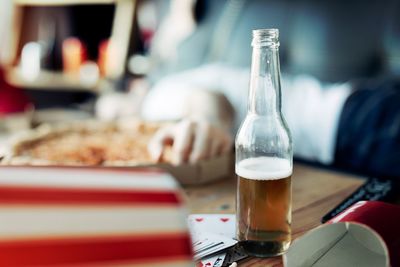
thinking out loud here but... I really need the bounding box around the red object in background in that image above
[328,201,400,267]
[140,29,154,50]
[0,68,32,116]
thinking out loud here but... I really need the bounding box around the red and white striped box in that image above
[0,166,194,267]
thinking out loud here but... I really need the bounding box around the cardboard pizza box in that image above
[0,153,233,186]
[133,153,232,185]
[0,120,233,185]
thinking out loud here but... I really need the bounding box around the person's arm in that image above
[143,63,350,166]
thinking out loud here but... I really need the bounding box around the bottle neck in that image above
[248,44,282,116]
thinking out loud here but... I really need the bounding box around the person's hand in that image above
[146,88,235,164]
[148,118,232,165]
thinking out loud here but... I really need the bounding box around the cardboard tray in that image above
[0,154,233,186]
[0,120,233,185]
[131,153,232,185]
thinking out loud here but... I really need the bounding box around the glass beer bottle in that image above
[235,29,293,257]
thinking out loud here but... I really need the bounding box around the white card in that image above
[188,214,237,260]
[188,214,236,239]
[193,233,236,260]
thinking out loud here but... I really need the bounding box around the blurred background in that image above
[0,0,400,176]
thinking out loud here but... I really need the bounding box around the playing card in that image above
[192,233,237,260]
[188,214,236,239]
[188,214,237,260]
[222,245,248,266]
[197,252,226,267]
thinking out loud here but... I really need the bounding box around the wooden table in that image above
[184,163,365,266]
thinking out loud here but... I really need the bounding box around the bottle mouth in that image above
[252,28,280,48]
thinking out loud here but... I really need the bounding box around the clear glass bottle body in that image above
[235,29,293,257]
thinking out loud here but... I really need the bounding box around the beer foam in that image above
[236,157,292,180]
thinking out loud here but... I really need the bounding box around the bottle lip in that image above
[252,28,280,48]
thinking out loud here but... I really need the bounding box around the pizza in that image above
[1,119,172,166]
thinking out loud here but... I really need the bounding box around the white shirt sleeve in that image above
[281,75,352,164]
[141,64,352,164]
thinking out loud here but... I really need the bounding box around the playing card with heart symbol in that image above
[188,214,237,265]
[188,214,236,239]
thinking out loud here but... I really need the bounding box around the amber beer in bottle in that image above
[235,29,293,257]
